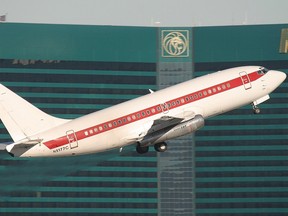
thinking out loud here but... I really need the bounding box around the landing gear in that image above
[136,142,168,154]
[154,142,167,152]
[136,144,149,154]
[252,104,261,114]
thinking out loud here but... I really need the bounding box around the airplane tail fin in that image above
[0,84,70,142]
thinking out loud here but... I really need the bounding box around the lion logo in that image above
[162,30,189,57]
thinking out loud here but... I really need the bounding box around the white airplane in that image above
[0,66,286,157]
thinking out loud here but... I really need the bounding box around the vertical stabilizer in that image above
[0,84,70,142]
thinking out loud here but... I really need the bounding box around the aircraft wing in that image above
[123,115,184,142]
[148,115,184,133]
[123,110,197,142]
[147,108,198,134]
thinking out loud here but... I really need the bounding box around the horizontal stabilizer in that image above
[5,138,42,157]
[6,138,42,152]
[13,138,43,145]
[6,143,37,152]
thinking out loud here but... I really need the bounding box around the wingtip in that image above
[0,143,9,151]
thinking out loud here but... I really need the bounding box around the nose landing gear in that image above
[252,104,261,114]
[252,95,270,114]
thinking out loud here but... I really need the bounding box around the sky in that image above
[0,0,288,27]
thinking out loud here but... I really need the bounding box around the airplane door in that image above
[239,71,252,90]
[66,130,78,149]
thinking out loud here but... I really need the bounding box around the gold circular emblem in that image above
[163,32,188,56]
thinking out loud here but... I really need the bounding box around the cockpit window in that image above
[258,67,269,75]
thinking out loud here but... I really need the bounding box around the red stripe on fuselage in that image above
[44,71,262,149]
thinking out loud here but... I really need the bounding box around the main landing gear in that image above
[136,142,168,154]
[136,144,149,154]
[154,142,167,152]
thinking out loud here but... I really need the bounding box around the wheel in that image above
[154,142,167,152]
[252,104,261,115]
[136,145,149,154]
[253,107,261,114]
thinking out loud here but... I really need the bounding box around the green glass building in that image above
[0,23,287,216]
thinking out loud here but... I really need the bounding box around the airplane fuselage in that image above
[6,66,286,157]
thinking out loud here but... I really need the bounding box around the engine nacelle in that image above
[139,115,204,146]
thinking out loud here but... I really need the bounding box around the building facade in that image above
[0,23,287,216]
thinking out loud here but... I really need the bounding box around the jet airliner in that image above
[0,66,286,157]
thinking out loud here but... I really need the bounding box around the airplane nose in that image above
[279,71,287,83]
[269,70,286,86]
[276,70,286,84]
